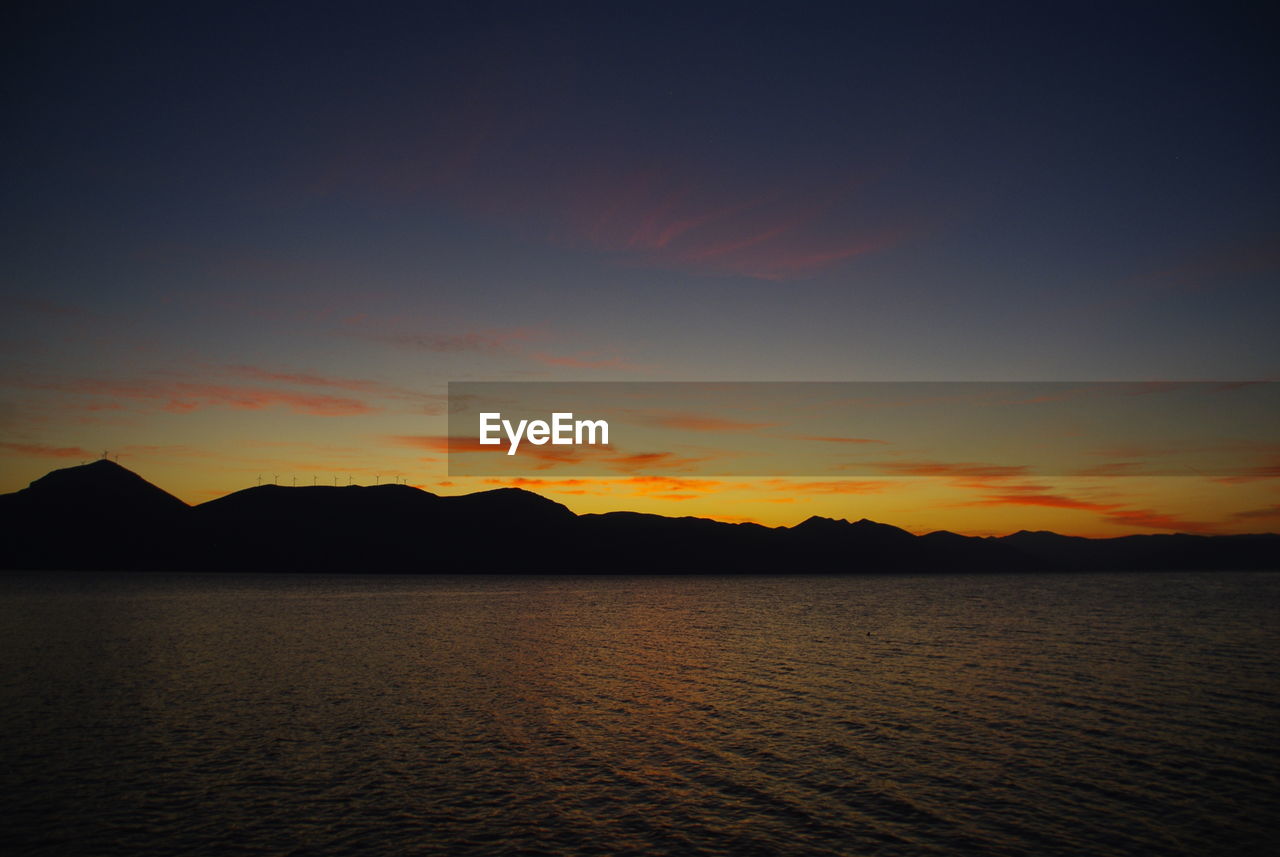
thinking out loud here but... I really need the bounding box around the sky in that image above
[2,2,1277,536]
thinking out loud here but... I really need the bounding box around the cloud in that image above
[316,100,913,281]
[527,352,640,370]
[619,475,724,492]
[482,477,598,489]
[1071,462,1158,477]
[0,296,91,318]
[26,377,377,417]
[1231,505,1280,521]
[1213,462,1280,483]
[639,411,776,432]
[368,324,638,373]
[770,479,894,494]
[0,441,95,459]
[958,483,1218,534]
[1132,232,1280,294]
[963,491,1117,512]
[226,365,410,395]
[389,435,489,453]
[602,451,710,473]
[408,431,716,474]
[871,460,1032,478]
[1100,509,1216,533]
[378,328,540,354]
[797,435,888,444]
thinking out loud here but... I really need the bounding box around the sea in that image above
[1,571,1276,856]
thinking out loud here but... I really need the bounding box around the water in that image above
[1,572,1277,856]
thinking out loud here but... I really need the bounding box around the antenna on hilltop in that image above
[375,474,380,485]
[273,474,278,485]
[257,474,262,486]
[292,476,296,487]
[313,475,317,486]
[347,475,352,485]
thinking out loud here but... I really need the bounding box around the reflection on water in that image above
[1,572,1277,856]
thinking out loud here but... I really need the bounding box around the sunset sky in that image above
[3,3,1277,537]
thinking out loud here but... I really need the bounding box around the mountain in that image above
[189,483,575,572]
[1,460,188,569]
[1,461,1277,573]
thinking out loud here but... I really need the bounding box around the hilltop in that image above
[2,461,1276,573]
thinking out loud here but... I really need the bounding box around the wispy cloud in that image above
[957,482,1217,533]
[1231,505,1280,522]
[768,479,894,495]
[638,411,777,432]
[226,365,402,394]
[871,460,1032,479]
[378,328,540,354]
[797,435,888,444]
[0,441,95,459]
[364,323,641,373]
[25,377,377,417]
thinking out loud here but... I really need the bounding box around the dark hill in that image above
[1,460,188,569]
[8,458,187,514]
[2,462,1276,573]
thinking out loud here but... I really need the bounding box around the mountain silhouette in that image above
[2,461,1276,573]
[1,460,188,569]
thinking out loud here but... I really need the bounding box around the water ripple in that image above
[1,571,1277,856]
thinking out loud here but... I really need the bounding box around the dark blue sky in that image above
[1,1,1276,522]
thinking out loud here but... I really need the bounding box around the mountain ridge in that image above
[2,461,1276,573]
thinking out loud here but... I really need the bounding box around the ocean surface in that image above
[1,571,1277,856]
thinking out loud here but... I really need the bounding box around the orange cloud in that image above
[964,491,1117,512]
[797,435,888,444]
[1213,462,1280,483]
[873,461,1032,478]
[640,412,776,432]
[0,442,95,459]
[225,366,430,403]
[959,483,1218,534]
[619,475,723,490]
[482,477,598,489]
[31,378,376,416]
[772,479,894,494]
[1101,509,1216,533]
[1232,505,1280,521]
[603,451,709,473]
[389,435,493,453]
